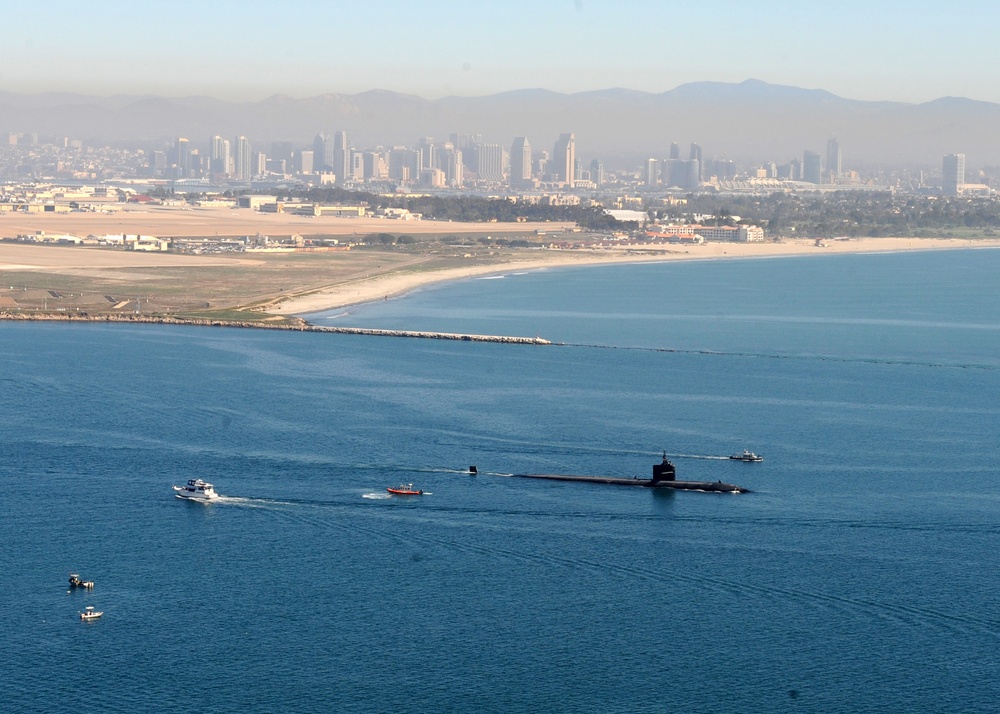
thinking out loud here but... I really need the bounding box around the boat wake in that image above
[666,453,731,461]
[361,493,391,500]
[211,495,301,508]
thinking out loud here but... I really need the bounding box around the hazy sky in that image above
[3,0,998,103]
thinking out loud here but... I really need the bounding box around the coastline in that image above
[272,237,1000,316]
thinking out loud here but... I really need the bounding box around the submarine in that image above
[512,453,749,493]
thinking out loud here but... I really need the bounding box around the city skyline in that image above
[2,1,1000,105]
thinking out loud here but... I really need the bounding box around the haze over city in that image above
[3,0,999,105]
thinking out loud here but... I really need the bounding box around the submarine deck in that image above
[512,473,749,493]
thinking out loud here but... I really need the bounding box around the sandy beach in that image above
[3,235,998,320]
[272,237,1000,315]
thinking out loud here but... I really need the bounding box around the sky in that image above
[2,0,998,104]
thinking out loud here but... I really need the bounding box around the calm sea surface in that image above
[3,249,1000,712]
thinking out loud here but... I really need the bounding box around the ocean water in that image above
[3,249,1000,712]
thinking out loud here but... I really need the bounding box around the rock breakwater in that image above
[0,312,552,345]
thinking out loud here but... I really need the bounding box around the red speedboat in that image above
[386,483,423,495]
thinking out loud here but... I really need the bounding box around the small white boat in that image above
[80,606,103,621]
[172,478,219,501]
[730,450,764,463]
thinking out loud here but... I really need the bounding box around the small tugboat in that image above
[80,606,103,622]
[68,573,94,589]
[172,478,219,501]
[730,450,764,463]
[386,483,424,495]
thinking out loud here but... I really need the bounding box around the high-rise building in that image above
[685,159,701,190]
[388,147,419,182]
[803,150,823,184]
[313,132,334,171]
[210,134,229,176]
[234,136,252,181]
[553,133,575,187]
[441,147,464,187]
[510,137,532,188]
[475,143,505,183]
[663,159,684,188]
[688,143,703,182]
[535,150,548,177]
[417,137,436,170]
[590,159,604,188]
[942,154,965,195]
[644,158,658,186]
[332,131,349,184]
[175,137,190,177]
[362,151,386,180]
[669,142,680,161]
[297,149,314,174]
[826,138,842,179]
[151,150,167,176]
[450,133,482,152]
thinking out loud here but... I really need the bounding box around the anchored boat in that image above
[68,573,94,589]
[80,606,103,622]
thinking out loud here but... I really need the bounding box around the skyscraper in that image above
[332,131,349,184]
[441,147,464,187]
[644,158,658,186]
[510,137,532,188]
[175,137,190,177]
[234,136,252,181]
[826,138,842,179]
[669,142,680,160]
[553,133,575,187]
[297,150,314,174]
[313,132,333,171]
[689,143,702,182]
[210,134,228,176]
[388,147,419,182]
[475,143,505,182]
[417,137,436,170]
[590,159,604,188]
[803,150,823,184]
[942,154,965,195]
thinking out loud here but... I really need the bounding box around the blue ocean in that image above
[3,249,1000,712]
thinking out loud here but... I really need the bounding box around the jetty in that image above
[514,454,749,493]
[0,312,550,345]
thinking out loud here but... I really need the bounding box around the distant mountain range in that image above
[1,79,998,167]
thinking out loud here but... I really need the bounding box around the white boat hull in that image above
[172,480,219,501]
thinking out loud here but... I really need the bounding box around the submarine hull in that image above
[512,473,749,493]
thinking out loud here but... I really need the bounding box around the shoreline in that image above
[272,237,1000,316]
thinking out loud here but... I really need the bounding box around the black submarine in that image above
[512,453,749,493]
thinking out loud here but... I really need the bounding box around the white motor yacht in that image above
[172,478,219,501]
